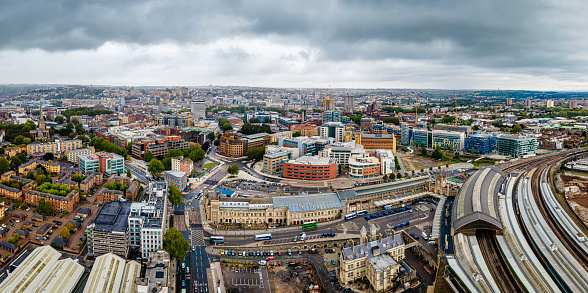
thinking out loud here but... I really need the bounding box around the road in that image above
[125,163,149,183]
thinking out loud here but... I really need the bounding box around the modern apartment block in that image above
[128,181,168,258]
[496,135,538,158]
[79,152,125,176]
[432,130,465,150]
[282,156,337,180]
[322,109,342,124]
[263,149,291,175]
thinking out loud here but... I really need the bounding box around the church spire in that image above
[38,99,46,130]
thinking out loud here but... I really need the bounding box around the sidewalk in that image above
[210,262,226,293]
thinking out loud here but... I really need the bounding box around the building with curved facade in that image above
[282,156,337,180]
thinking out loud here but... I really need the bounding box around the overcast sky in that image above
[1,0,588,90]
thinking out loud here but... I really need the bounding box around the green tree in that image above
[163,227,190,261]
[78,135,90,143]
[14,135,25,145]
[383,117,400,125]
[432,148,447,160]
[429,166,433,171]
[191,148,205,162]
[54,116,65,124]
[227,164,239,175]
[148,159,165,177]
[389,173,396,180]
[292,131,302,137]
[37,198,54,216]
[0,158,9,174]
[441,115,455,124]
[168,185,183,206]
[473,125,480,131]
[383,174,389,181]
[162,157,172,170]
[207,132,216,141]
[143,152,154,162]
[23,138,32,144]
[59,223,74,239]
[166,149,184,159]
[214,140,220,146]
[420,146,427,157]
[126,168,132,178]
[512,124,522,133]
[8,234,20,244]
[420,168,424,172]
[245,146,265,161]
[26,171,35,180]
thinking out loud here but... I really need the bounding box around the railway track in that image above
[476,229,525,293]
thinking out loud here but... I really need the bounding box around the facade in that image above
[322,109,342,124]
[356,134,396,152]
[412,129,431,148]
[86,201,132,257]
[206,191,346,226]
[0,184,22,200]
[400,122,412,146]
[290,125,319,137]
[270,131,293,143]
[339,232,405,288]
[79,152,125,176]
[349,154,381,179]
[66,147,93,164]
[496,135,538,158]
[128,181,168,258]
[219,133,246,157]
[282,156,337,180]
[344,95,355,114]
[263,149,291,175]
[26,139,82,156]
[191,100,207,120]
[158,113,193,128]
[19,160,61,175]
[432,130,465,150]
[96,188,123,204]
[25,189,79,212]
[163,171,187,191]
[433,123,472,134]
[171,156,193,174]
[464,134,497,154]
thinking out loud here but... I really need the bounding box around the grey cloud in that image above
[1,0,588,83]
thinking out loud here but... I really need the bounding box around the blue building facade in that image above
[464,134,496,154]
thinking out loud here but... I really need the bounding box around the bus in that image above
[255,234,272,241]
[356,210,368,216]
[344,213,357,220]
[302,221,317,230]
[210,236,224,243]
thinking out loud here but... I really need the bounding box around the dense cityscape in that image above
[0,85,586,293]
[3,0,588,292]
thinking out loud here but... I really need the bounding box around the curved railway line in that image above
[450,149,588,293]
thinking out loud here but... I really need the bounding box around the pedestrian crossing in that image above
[191,229,205,246]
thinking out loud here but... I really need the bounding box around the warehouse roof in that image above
[120,261,141,293]
[83,253,126,293]
[32,258,84,293]
[0,246,61,293]
[452,167,504,233]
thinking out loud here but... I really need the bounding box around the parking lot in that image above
[223,266,270,293]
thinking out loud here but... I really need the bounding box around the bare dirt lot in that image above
[270,263,321,293]
[558,174,588,224]
[401,155,445,171]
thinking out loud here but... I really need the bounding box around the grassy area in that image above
[203,162,216,169]
[472,158,498,167]
[434,258,452,292]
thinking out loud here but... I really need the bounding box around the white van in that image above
[422,232,428,241]
[258,260,267,266]
[300,233,306,241]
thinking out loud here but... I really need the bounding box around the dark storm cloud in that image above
[1,0,587,74]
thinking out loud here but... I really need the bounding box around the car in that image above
[365,215,371,220]
[221,250,225,255]
[278,251,282,256]
[9,219,13,223]
[56,221,62,225]
[331,259,336,265]
[181,280,185,288]
[288,249,292,256]
[10,223,14,227]
[41,236,47,240]
[35,237,39,241]
[80,238,85,241]
[266,256,274,261]
[52,220,57,223]
[33,224,38,227]
[1,224,5,228]
[15,220,19,223]
[298,250,302,255]
[293,236,297,242]
[270,251,273,256]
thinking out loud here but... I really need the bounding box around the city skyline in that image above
[2,1,588,90]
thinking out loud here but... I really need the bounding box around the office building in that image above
[164,171,187,191]
[400,122,412,146]
[546,100,554,108]
[129,181,168,258]
[78,152,125,176]
[356,134,396,152]
[570,100,579,109]
[412,129,431,148]
[219,133,271,157]
[280,136,318,157]
[322,109,342,124]
[263,149,291,175]
[464,134,496,154]
[158,113,193,128]
[349,154,381,179]
[496,135,538,158]
[506,98,513,106]
[191,100,207,120]
[433,124,472,135]
[431,130,465,150]
[282,156,337,180]
[344,95,355,114]
[86,201,131,258]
